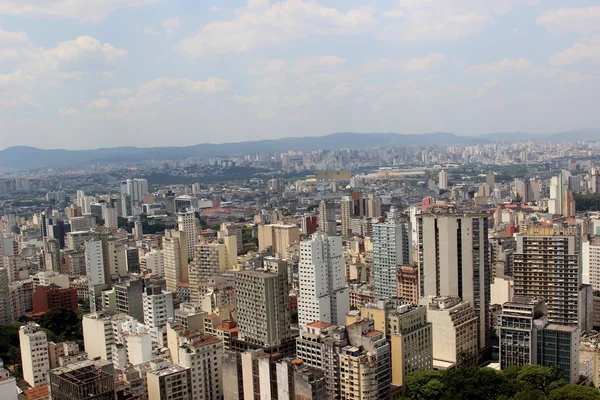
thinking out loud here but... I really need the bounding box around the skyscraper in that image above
[163,229,188,293]
[177,211,197,261]
[318,200,336,237]
[19,323,50,387]
[372,220,412,301]
[418,212,490,350]
[514,226,581,327]
[340,196,353,238]
[236,262,291,347]
[438,170,448,190]
[298,234,349,327]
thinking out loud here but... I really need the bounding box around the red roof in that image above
[306,321,332,329]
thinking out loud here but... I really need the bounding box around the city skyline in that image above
[1,0,600,149]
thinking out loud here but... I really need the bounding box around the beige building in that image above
[339,346,378,400]
[163,229,188,293]
[147,364,192,400]
[388,304,433,387]
[419,296,478,369]
[189,237,237,303]
[178,211,198,261]
[19,323,49,387]
[318,200,337,237]
[258,224,300,259]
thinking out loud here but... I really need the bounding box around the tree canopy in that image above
[405,365,600,400]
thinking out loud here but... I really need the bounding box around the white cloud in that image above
[173,0,375,58]
[99,88,133,97]
[58,107,81,117]
[379,0,538,41]
[209,6,225,12]
[0,69,35,87]
[465,58,534,75]
[163,17,181,36]
[549,43,600,66]
[292,55,345,73]
[361,54,446,74]
[143,26,157,35]
[233,93,309,108]
[87,98,111,110]
[537,7,600,34]
[0,0,163,21]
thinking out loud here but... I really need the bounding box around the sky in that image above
[0,0,599,150]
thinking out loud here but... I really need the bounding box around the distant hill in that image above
[0,130,598,170]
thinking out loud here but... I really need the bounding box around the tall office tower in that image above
[514,226,582,327]
[147,365,191,400]
[548,174,564,215]
[418,212,490,350]
[438,169,448,190]
[176,333,224,400]
[318,200,337,236]
[486,172,496,192]
[340,196,353,238]
[365,193,381,218]
[189,238,237,303]
[373,220,412,301]
[4,254,26,283]
[49,362,115,400]
[514,178,532,202]
[177,211,197,261]
[219,222,243,254]
[105,240,127,279]
[537,324,580,383]
[296,323,348,399]
[19,323,50,387]
[143,287,174,343]
[114,279,144,323]
[569,175,581,194]
[84,238,106,313]
[257,223,300,259]
[499,297,548,370]
[420,296,479,368]
[563,189,576,217]
[583,238,600,291]
[397,265,419,304]
[104,208,118,229]
[298,234,349,328]
[388,304,433,388]
[236,263,291,347]
[120,178,149,204]
[163,229,188,293]
[591,169,600,194]
[133,220,143,241]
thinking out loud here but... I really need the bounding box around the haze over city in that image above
[1,0,600,149]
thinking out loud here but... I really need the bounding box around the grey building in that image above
[418,212,491,350]
[114,278,144,323]
[49,362,115,400]
[372,220,411,301]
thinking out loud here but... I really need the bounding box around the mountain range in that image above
[1,129,599,171]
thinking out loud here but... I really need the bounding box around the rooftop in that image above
[148,364,189,377]
[306,321,332,329]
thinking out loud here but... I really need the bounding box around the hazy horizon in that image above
[1,1,599,150]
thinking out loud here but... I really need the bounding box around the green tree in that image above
[405,370,445,400]
[516,365,564,394]
[548,384,600,400]
[37,306,82,342]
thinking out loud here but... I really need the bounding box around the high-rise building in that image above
[298,234,349,327]
[0,268,10,324]
[365,193,381,219]
[236,263,291,347]
[340,196,353,238]
[114,278,144,323]
[418,212,490,350]
[104,208,118,229]
[296,322,348,399]
[19,323,50,387]
[514,226,582,328]
[420,296,479,368]
[143,287,174,343]
[583,238,600,291]
[163,229,188,293]
[499,297,548,370]
[140,248,164,276]
[177,211,197,261]
[176,332,223,400]
[120,179,148,204]
[318,200,336,237]
[147,364,191,400]
[548,174,565,215]
[219,222,243,254]
[133,220,143,241]
[563,189,576,217]
[388,304,433,388]
[49,362,115,400]
[372,221,411,301]
[82,311,121,362]
[257,224,300,259]
[438,170,448,190]
[32,284,77,314]
[397,265,419,304]
[537,324,580,383]
[486,172,496,192]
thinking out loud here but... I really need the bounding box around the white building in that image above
[82,312,116,362]
[133,220,143,241]
[104,208,119,229]
[0,359,17,400]
[583,240,600,291]
[19,323,50,387]
[141,248,164,277]
[177,211,197,261]
[372,221,411,300]
[439,169,448,190]
[85,239,105,286]
[121,179,148,203]
[298,234,349,328]
[143,287,174,344]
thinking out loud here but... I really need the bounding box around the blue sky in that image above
[0,0,599,149]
